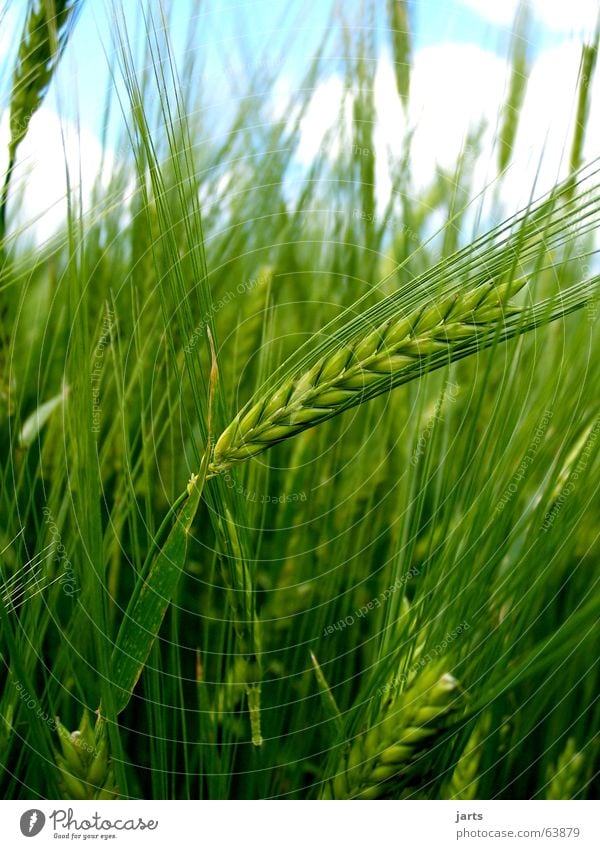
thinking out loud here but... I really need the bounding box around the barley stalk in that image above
[0,0,81,237]
[217,506,263,746]
[210,277,526,473]
[321,664,463,799]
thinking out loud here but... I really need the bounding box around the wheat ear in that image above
[210,278,526,473]
[54,712,118,800]
[545,738,589,799]
[321,664,462,799]
[0,0,81,236]
[387,0,411,108]
[446,713,491,799]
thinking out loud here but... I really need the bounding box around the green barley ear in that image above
[210,278,529,474]
[568,36,599,196]
[498,1,529,173]
[387,0,411,109]
[446,713,491,799]
[322,664,463,799]
[352,17,377,233]
[0,0,82,237]
[310,651,343,732]
[231,266,273,382]
[54,712,118,800]
[547,418,598,503]
[0,705,14,761]
[545,738,589,799]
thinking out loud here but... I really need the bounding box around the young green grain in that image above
[545,738,589,800]
[446,713,490,799]
[569,38,599,188]
[210,277,527,473]
[387,0,411,109]
[0,0,82,237]
[498,1,529,173]
[310,650,343,732]
[54,712,118,800]
[321,664,463,799]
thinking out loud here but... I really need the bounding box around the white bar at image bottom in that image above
[0,799,597,848]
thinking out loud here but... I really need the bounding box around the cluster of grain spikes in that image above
[210,277,526,473]
[54,711,118,800]
[320,663,464,799]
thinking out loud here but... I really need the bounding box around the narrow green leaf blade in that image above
[110,471,206,714]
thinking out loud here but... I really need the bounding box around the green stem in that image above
[0,152,15,242]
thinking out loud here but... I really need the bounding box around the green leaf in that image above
[19,385,69,447]
[109,468,207,715]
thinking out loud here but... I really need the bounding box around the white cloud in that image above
[294,43,508,206]
[2,32,597,247]
[400,44,507,183]
[535,0,598,35]
[459,0,598,37]
[288,75,349,165]
[500,39,600,205]
[294,37,599,217]
[0,107,113,244]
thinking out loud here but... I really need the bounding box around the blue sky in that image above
[0,1,597,241]
[3,0,591,138]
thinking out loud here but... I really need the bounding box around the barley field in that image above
[0,0,599,802]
